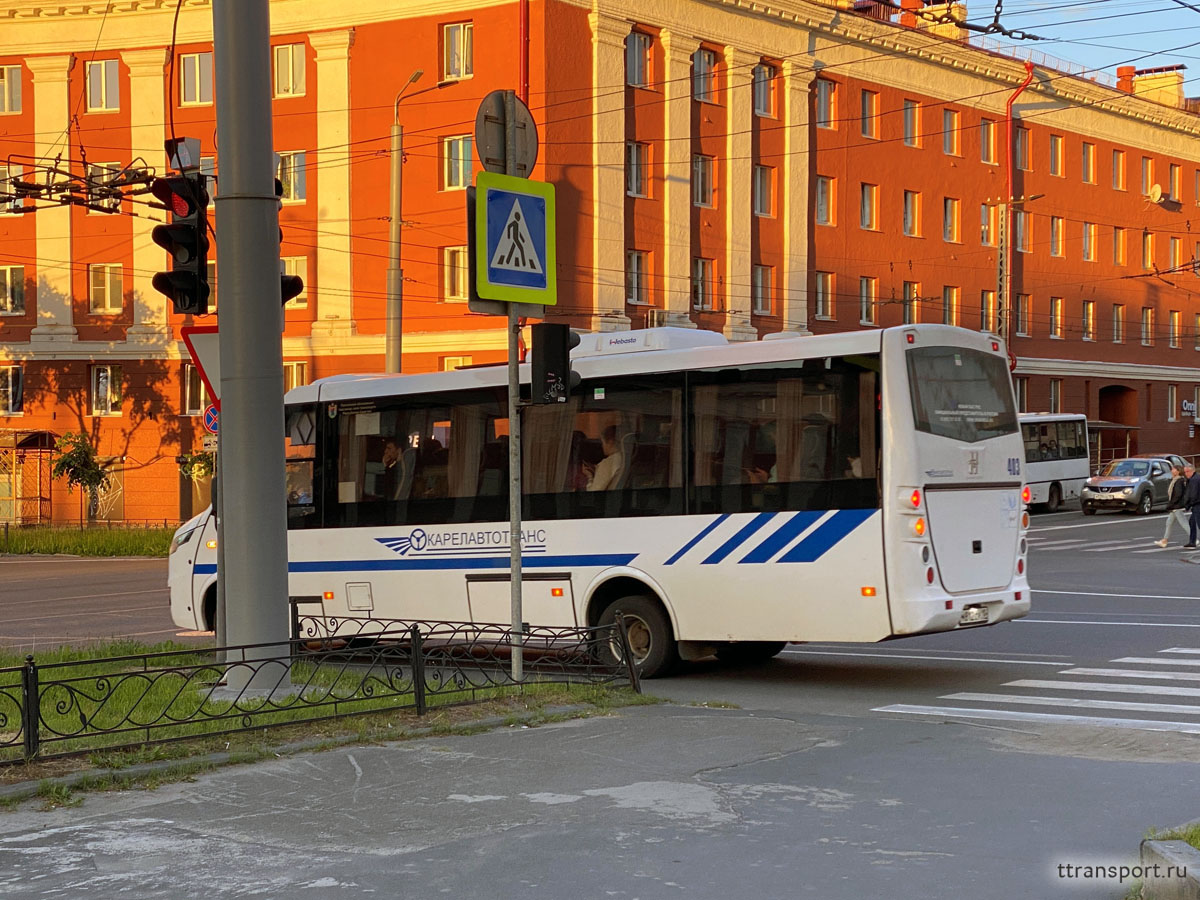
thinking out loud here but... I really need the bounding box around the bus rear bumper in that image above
[893,587,1031,636]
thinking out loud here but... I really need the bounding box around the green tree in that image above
[51,432,111,513]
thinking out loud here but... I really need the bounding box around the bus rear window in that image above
[906,346,1017,444]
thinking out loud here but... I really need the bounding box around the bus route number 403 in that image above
[1007,457,1021,477]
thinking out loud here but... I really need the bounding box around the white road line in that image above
[1082,542,1160,552]
[1026,539,1088,547]
[1017,619,1200,628]
[0,605,167,626]
[1062,667,1200,682]
[775,649,1063,666]
[1031,589,1200,601]
[0,587,167,606]
[1131,548,1174,554]
[1110,657,1200,667]
[875,703,1200,734]
[1029,516,1165,533]
[943,691,1200,717]
[1008,679,1200,698]
[1162,648,1200,654]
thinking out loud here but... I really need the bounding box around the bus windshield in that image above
[906,346,1017,444]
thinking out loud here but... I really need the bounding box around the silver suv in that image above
[1081,457,1174,515]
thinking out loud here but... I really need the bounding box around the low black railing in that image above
[0,616,640,764]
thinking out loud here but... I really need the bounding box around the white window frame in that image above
[980,119,996,164]
[1112,149,1126,190]
[1143,232,1155,270]
[903,190,920,237]
[0,65,21,114]
[942,109,960,156]
[1142,307,1155,346]
[442,22,474,81]
[1142,157,1154,196]
[815,175,833,226]
[442,136,472,191]
[860,183,877,230]
[692,155,714,208]
[752,265,773,316]
[860,90,878,139]
[626,141,648,198]
[626,250,648,305]
[1050,216,1063,257]
[942,197,959,243]
[902,99,920,147]
[277,151,307,202]
[981,290,996,333]
[1083,300,1095,341]
[1082,143,1095,184]
[1171,237,1183,270]
[1113,304,1125,343]
[752,64,774,117]
[0,265,24,314]
[1114,227,1126,266]
[86,59,119,111]
[87,162,122,214]
[753,165,773,217]
[0,365,22,416]
[1049,134,1063,177]
[1171,310,1182,348]
[1015,377,1029,414]
[815,272,834,320]
[1014,126,1030,171]
[90,364,122,417]
[1049,379,1062,415]
[860,276,877,325]
[693,49,716,102]
[691,257,714,311]
[1,164,24,215]
[981,203,995,245]
[1014,210,1031,252]
[1169,384,1178,422]
[1083,222,1096,262]
[1015,293,1030,337]
[183,364,210,416]
[903,281,920,325]
[273,43,306,97]
[443,246,468,302]
[1171,164,1181,201]
[941,285,957,327]
[180,52,213,106]
[626,32,650,88]
[1049,296,1063,339]
[815,79,835,129]
[441,356,473,372]
[283,361,308,392]
[281,256,307,307]
[88,263,123,314]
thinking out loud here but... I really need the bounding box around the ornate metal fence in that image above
[0,616,639,765]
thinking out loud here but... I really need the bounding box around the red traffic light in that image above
[151,176,207,217]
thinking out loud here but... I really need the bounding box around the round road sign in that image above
[202,404,219,434]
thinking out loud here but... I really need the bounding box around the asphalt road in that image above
[2,510,1200,899]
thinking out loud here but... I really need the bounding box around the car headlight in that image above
[1121,487,1133,495]
[170,524,199,556]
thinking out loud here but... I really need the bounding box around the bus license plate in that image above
[959,606,988,626]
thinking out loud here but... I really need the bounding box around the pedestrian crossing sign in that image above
[475,171,556,305]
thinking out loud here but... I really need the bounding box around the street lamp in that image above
[995,192,1043,342]
[386,69,424,374]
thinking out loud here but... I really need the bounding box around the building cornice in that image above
[1015,356,1200,382]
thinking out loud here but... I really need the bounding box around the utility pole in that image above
[212,0,290,690]
[386,70,424,374]
[504,91,524,683]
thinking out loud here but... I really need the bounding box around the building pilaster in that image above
[660,31,696,329]
[781,60,812,335]
[723,47,757,342]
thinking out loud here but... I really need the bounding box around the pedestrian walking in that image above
[1155,464,1188,547]
[1183,463,1200,549]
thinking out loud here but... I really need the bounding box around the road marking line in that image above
[1162,648,1200,654]
[1006,679,1200,698]
[1110,657,1200,667]
[943,691,1200,716]
[1029,516,1166,533]
[1082,542,1159,552]
[1031,589,1200,601]
[777,649,1063,666]
[1,588,167,605]
[1027,539,1088,548]
[1017,619,1200,628]
[1062,667,1200,682]
[1131,548,1175,554]
[874,703,1200,734]
[0,605,166,625]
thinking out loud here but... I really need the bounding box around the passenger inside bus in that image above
[583,425,625,491]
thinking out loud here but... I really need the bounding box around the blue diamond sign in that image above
[474,171,556,306]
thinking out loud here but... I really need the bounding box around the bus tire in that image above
[1045,484,1062,513]
[714,641,787,665]
[202,586,217,633]
[598,595,678,679]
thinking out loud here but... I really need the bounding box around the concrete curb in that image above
[0,702,602,804]
[1140,838,1200,899]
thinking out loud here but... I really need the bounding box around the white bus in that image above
[1019,413,1090,513]
[169,324,1031,677]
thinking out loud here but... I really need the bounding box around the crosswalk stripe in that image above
[1007,679,1200,697]
[1027,539,1087,548]
[1062,667,1200,681]
[1131,548,1173,554]
[873,703,1200,735]
[942,692,1200,717]
[1162,648,1200,654]
[1110,657,1200,667]
[1082,542,1157,552]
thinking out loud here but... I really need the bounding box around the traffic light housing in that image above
[151,174,209,315]
[531,323,581,404]
[276,177,304,306]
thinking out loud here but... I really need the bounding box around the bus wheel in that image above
[598,595,678,679]
[1045,484,1062,513]
[715,641,787,665]
[202,587,217,633]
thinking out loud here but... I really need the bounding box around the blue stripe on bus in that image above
[195,564,217,575]
[664,514,729,565]
[778,509,876,563]
[738,510,824,564]
[701,512,775,565]
[288,553,637,573]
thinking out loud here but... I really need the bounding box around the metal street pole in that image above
[505,90,524,682]
[385,119,404,373]
[212,0,290,691]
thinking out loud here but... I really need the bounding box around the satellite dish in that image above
[1148,183,1163,204]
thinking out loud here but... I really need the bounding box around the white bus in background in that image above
[169,325,1031,678]
[1019,413,1090,513]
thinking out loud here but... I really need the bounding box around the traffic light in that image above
[151,174,209,315]
[531,323,581,404]
[276,177,304,306]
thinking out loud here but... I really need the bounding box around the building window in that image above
[815,175,834,225]
[442,23,473,80]
[183,364,209,416]
[816,79,835,128]
[693,49,717,102]
[1113,304,1125,343]
[0,66,20,114]
[88,263,122,314]
[626,250,648,305]
[0,366,22,416]
[753,166,774,217]
[693,155,714,207]
[980,119,996,164]
[1049,379,1062,414]
[282,361,308,392]
[752,265,773,315]
[1014,126,1030,170]
[1083,300,1095,341]
[691,258,714,310]
[281,256,307,307]
[942,197,960,243]
[903,281,920,325]
[91,365,122,417]
[1169,384,1178,421]
[1083,222,1096,262]
[442,136,471,191]
[941,285,958,326]
[860,183,877,230]
[1082,142,1095,184]
[1171,310,1182,348]
[815,272,834,319]
[1014,293,1030,337]
[1049,134,1063,176]
[752,64,774,116]
[441,246,468,302]
[277,151,307,201]
[626,32,651,87]
[440,356,473,372]
[860,90,878,138]
[1142,156,1154,196]
[1142,307,1155,346]
[1050,216,1064,257]
[86,163,122,214]
[180,52,213,105]
[860,276,877,325]
[903,99,920,147]
[903,190,920,237]
[943,109,960,156]
[1014,210,1030,252]
[1195,314,1200,350]
[206,259,217,310]
[1015,377,1028,413]
[1049,296,1063,338]
[980,203,996,245]
[1113,149,1126,190]
[0,265,24,314]
[1114,227,1127,266]
[0,164,23,215]
[626,141,648,197]
[980,289,996,333]
[273,43,305,97]
[1142,232,1154,270]
[86,59,119,111]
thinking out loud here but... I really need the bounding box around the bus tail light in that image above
[905,333,915,344]
[551,587,564,597]
[1015,590,1022,601]
[991,341,1000,351]
[1022,486,1031,504]
[910,489,921,508]
[914,517,926,537]
[861,586,876,597]
[1021,511,1029,529]
[926,567,935,584]
[323,591,335,600]
[1017,558,1024,575]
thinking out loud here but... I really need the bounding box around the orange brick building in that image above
[0,0,1198,522]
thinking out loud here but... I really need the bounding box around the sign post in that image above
[471,91,556,681]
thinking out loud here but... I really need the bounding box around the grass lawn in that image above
[0,526,174,557]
